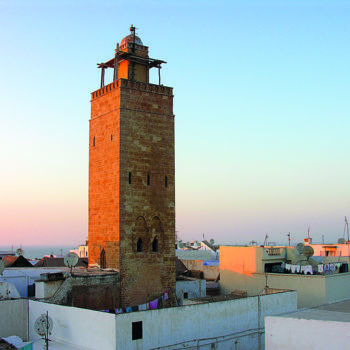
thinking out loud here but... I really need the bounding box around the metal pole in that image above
[114,44,119,82]
[158,67,161,85]
[46,311,49,350]
[258,295,261,350]
[131,25,135,80]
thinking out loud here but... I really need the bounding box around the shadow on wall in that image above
[220,269,267,297]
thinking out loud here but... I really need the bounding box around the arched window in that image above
[151,217,163,252]
[100,248,106,268]
[134,216,148,253]
[152,237,158,252]
[137,238,143,253]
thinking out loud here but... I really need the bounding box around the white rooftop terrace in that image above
[265,299,350,350]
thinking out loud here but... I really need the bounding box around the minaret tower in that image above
[88,26,176,307]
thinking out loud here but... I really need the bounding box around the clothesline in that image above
[101,291,169,314]
[282,262,343,275]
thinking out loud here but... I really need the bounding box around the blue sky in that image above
[1,0,350,246]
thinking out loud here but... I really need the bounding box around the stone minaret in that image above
[88,26,176,307]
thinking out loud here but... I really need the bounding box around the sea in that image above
[0,245,76,259]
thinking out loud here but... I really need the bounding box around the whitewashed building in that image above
[1,290,297,350]
[265,298,350,350]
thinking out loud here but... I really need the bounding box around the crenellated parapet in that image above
[91,78,173,100]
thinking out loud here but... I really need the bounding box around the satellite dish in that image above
[338,238,346,244]
[64,252,79,270]
[0,260,5,275]
[34,313,53,337]
[34,313,53,349]
[15,248,24,257]
[302,245,314,259]
[296,243,304,254]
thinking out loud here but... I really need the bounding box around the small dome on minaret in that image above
[120,34,143,47]
[119,25,143,50]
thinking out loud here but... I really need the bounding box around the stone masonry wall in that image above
[89,82,121,269]
[118,79,176,307]
[89,78,176,307]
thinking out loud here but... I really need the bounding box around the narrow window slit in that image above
[152,237,158,252]
[137,238,143,252]
[129,172,132,184]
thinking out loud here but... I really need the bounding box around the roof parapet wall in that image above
[91,78,173,100]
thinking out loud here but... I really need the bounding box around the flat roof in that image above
[277,299,350,323]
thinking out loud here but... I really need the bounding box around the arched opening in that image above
[152,237,158,252]
[134,216,148,252]
[137,238,143,253]
[151,217,163,252]
[100,248,106,268]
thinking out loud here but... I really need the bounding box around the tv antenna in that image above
[287,232,291,246]
[34,311,53,350]
[307,225,311,239]
[64,252,79,274]
[263,234,269,246]
[344,216,349,241]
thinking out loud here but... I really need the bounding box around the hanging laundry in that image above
[164,292,169,300]
[291,265,297,273]
[296,265,301,273]
[300,266,305,274]
[138,304,147,311]
[131,306,138,312]
[115,309,123,314]
[150,299,158,309]
[126,307,132,313]
[304,265,313,275]
[330,264,335,272]
[318,265,324,273]
[285,264,291,271]
[159,296,164,309]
